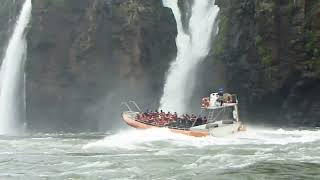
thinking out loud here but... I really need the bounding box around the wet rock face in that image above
[26,0,176,132]
[213,0,320,127]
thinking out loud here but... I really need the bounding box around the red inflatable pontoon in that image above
[122,111,209,137]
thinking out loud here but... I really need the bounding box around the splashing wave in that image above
[83,127,320,150]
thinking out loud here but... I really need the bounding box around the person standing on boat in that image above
[173,112,178,120]
[217,88,224,106]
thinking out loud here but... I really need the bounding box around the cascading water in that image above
[160,0,219,113]
[0,0,32,134]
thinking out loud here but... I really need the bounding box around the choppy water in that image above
[0,127,319,179]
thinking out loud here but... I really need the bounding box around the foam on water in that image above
[83,128,193,150]
[83,127,320,150]
[0,132,319,179]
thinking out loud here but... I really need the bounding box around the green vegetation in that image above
[42,0,82,13]
[43,0,65,9]
[287,0,300,23]
[255,35,273,66]
[213,15,229,57]
[256,1,275,13]
[305,31,319,57]
[114,0,154,26]
[304,30,320,78]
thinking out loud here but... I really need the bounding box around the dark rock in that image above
[211,0,320,127]
[26,0,177,132]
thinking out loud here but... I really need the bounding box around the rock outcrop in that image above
[211,0,320,127]
[26,0,176,131]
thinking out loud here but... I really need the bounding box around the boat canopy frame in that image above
[121,101,142,112]
[198,103,240,123]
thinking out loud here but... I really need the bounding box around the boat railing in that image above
[207,107,225,123]
[191,109,204,127]
[121,102,133,112]
[129,101,142,112]
[121,101,142,112]
[202,102,238,110]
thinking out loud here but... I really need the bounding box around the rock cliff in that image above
[212,0,320,127]
[26,0,176,131]
[0,0,319,132]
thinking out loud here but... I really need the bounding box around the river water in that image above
[0,127,319,179]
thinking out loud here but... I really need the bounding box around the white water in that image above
[0,0,32,134]
[0,129,319,179]
[160,0,219,113]
[83,127,320,150]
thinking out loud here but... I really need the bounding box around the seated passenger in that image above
[136,114,141,120]
[160,110,165,116]
[202,116,208,125]
[194,117,203,126]
[226,95,232,103]
[190,114,196,121]
[186,119,193,128]
[180,118,187,128]
[148,116,153,123]
[173,112,178,121]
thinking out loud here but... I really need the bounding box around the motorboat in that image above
[121,92,246,137]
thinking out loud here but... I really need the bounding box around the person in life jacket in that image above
[201,97,210,108]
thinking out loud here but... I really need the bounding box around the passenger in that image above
[204,97,210,108]
[186,118,193,128]
[201,98,206,108]
[217,88,224,106]
[168,115,173,123]
[173,112,178,120]
[148,116,153,124]
[218,88,224,96]
[160,110,165,116]
[194,116,202,126]
[226,95,232,103]
[180,118,187,128]
[202,116,208,125]
[136,114,141,120]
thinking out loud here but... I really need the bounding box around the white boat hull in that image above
[209,121,241,137]
[190,120,242,137]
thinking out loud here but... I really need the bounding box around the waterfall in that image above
[160,0,219,113]
[0,0,32,135]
